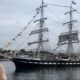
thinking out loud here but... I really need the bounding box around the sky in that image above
[0,0,80,51]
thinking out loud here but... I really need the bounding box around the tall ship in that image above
[5,0,80,68]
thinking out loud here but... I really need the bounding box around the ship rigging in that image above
[2,0,80,68]
[4,0,80,55]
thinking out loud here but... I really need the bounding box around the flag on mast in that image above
[72,1,76,5]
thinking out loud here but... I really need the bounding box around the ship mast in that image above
[67,4,73,55]
[64,1,77,54]
[36,0,48,58]
[28,0,48,58]
[38,0,45,52]
[58,0,79,55]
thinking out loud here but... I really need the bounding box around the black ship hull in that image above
[12,58,80,69]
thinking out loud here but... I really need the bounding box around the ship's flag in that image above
[72,1,76,5]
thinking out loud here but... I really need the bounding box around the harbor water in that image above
[0,61,80,80]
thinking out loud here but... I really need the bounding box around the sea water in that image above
[0,61,80,80]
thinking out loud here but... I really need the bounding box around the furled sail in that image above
[58,31,79,45]
[29,28,48,36]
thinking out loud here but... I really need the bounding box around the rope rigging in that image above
[45,1,80,16]
[45,3,70,8]
[45,1,80,53]
[15,22,40,50]
[4,7,40,49]
[4,0,80,51]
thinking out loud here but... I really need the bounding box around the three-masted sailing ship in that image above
[11,0,80,69]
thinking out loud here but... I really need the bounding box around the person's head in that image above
[0,65,7,80]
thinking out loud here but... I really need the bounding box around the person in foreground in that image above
[0,65,7,80]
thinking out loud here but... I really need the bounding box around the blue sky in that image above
[0,0,80,51]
